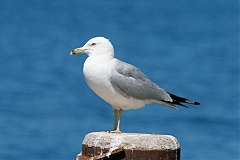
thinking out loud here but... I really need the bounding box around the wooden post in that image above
[76,132,180,160]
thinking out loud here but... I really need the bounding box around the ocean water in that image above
[0,0,239,159]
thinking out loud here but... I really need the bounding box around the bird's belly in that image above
[84,75,115,104]
[83,61,116,105]
[83,58,146,110]
[83,75,145,111]
[84,75,146,110]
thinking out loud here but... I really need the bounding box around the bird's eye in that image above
[90,43,96,46]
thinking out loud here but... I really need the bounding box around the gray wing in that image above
[110,59,173,102]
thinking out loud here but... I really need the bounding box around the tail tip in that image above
[194,101,200,105]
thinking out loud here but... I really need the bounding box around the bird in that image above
[70,37,200,133]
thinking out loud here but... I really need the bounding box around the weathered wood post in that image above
[76,132,180,160]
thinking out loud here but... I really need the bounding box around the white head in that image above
[70,37,114,57]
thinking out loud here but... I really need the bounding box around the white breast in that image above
[83,56,116,103]
[83,56,146,110]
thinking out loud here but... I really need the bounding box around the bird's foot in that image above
[110,129,121,134]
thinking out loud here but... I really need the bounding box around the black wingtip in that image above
[179,103,189,108]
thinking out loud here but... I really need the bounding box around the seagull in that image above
[70,37,200,133]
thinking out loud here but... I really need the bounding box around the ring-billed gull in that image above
[70,37,200,133]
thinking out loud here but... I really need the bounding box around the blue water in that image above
[0,0,239,159]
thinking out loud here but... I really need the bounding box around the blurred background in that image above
[0,0,239,159]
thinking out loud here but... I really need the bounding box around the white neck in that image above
[90,54,114,63]
[88,49,114,59]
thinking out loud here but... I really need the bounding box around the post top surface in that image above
[83,132,180,150]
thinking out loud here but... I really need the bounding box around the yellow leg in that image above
[113,109,118,130]
[117,109,123,131]
[111,109,123,133]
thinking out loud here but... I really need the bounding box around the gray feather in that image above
[110,60,172,102]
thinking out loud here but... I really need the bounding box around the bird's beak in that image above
[70,47,87,55]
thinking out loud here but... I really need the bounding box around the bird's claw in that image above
[110,129,121,134]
